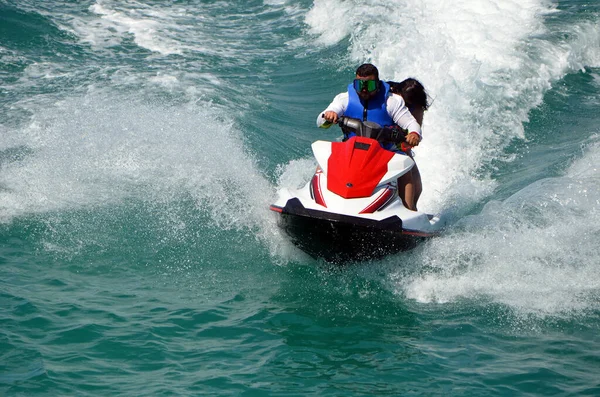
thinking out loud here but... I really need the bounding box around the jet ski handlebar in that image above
[336,116,407,145]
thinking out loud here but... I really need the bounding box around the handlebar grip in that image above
[320,113,334,129]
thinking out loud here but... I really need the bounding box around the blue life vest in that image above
[344,81,396,150]
[345,80,393,126]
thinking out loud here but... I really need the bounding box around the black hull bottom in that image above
[274,198,429,263]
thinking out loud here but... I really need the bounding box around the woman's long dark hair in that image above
[388,78,429,110]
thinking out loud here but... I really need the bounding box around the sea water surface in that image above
[1,0,600,395]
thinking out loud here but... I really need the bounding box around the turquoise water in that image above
[2,0,600,395]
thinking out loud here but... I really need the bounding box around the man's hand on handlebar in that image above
[323,111,339,124]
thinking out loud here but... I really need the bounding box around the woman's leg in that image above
[397,172,416,211]
[412,163,422,210]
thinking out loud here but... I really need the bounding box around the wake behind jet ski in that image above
[270,117,444,263]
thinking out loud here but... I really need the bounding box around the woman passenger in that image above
[387,78,430,211]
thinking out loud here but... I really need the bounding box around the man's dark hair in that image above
[356,63,379,80]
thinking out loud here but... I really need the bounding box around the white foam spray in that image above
[398,138,600,316]
[72,1,184,55]
[52,0,309,68]
[0,91,299,257]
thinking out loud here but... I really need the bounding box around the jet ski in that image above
[270,117,444,263]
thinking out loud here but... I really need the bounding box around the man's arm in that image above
[316,92,349,127]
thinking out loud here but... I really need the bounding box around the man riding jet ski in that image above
[321,63,423,210]
[269,64,443,263]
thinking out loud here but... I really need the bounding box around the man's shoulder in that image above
[329,92,349,107]
[334,92,349,100]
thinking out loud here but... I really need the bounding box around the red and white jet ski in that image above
[270,117,444,263]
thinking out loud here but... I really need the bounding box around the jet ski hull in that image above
[271,198,435,263]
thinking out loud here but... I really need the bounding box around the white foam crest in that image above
[0,94,281,237]
[69,2,182,54]
[567,136,600,178]
[306,0,600,213]
[563,21,600,70]
[397,139,600,316]
[59,0,309,65]
[305,0,355,46]
[276,158,317,190]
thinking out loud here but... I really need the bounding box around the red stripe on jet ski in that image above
[402,229,438,237]
[311,172,327,207]
[359,187,394,214]
[269,205,283,213]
